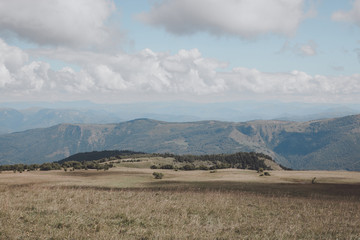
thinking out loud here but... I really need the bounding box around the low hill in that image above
[57,150,144,164]
[1,115,360,170]
[0,150,282,172]
[57,150,282,171]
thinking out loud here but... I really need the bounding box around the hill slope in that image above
[1,115,360,170]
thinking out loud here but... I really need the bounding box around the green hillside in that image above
[1,115,360,170]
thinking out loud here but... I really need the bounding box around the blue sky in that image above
[0,0,359,104]
[120,0,359,76]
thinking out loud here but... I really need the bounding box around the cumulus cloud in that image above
[221,69,342,96]
[0,0,116,48]
[332,0,360,26]
[0,38,28,71]
[29,47,228,95]
[1,38,360,103]
[138,0,306,38]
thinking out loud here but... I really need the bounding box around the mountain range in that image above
[1,115,360,170]
[1,100,359,134]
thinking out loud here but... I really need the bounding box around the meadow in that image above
[0,164,360,239]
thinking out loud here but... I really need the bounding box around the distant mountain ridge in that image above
[1,100,359,134]
[1,115,360,170]
[0,108,121,134]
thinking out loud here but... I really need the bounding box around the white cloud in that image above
[138,0,306,38]
[29,47,228,95]
[0,38,28,71]
[1,38,360,103]
[298,41,317,56]
[332,0,360,26]
[0,65,13,87]
[0,0,116,48]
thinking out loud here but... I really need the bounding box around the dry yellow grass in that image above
[1,168,360,187]
[0,168,360,239]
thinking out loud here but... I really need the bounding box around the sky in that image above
[0,0,360,105]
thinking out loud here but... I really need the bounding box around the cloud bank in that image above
[0,0,116,48]
[138,0,306,38]
[1,38,360,103]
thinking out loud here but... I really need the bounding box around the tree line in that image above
[0,150,280,172]
[0,160,114,172]
[152,152,276,171]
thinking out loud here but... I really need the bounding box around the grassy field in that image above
[0,166,360,239]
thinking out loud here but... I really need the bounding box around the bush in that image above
[152,172,164,179]
[150,165,158,169]
[40,163,61,171]
[264,172,271,176]
[198,165,209,170]
[160,164,174,169]
[181,164,196,171]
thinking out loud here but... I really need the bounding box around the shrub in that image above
[264,172,271,176]
[198,165,209,170]
[160,164,174,169]
[181,164,196,171]
[152,172,164,179]
[150,165,158,169]
[40,163,53,171]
